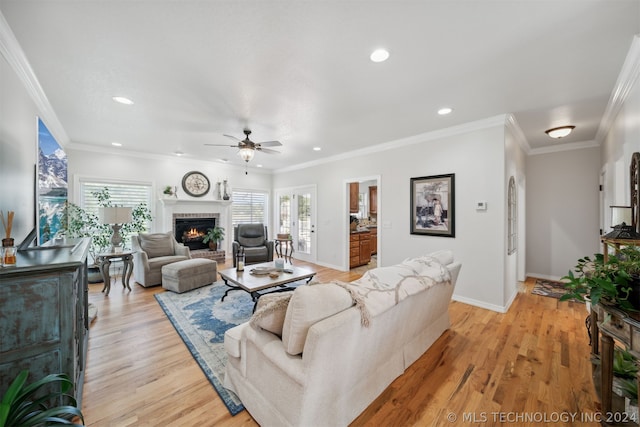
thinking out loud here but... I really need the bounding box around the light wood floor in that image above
[82,259,601,426]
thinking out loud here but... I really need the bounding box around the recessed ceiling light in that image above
[173,151,184,156]
[256,164,263,168]
[438,107,453,115]
[313,147,322,151]
[218,159,228,163]
[112,96,134,105]
[370,49,389,63]
[111,142,122,147]
[545,125,575,139]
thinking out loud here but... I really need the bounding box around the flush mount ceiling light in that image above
[313,147,322,151]
[112,96,134,105]
[111,142,122,147]
[173,151,184,156]
[438,107,453,115]
[370,48,389,63]
[545,125,575,139]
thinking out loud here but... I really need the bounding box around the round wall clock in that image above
[181,171,210,197]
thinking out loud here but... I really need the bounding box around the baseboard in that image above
[451,294,510,313]
[526,273,565,282]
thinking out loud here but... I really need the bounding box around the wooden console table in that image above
[602,237,640,263]
[591,303,640,424]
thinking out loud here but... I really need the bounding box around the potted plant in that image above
[0,369,84,426]
[202,226,225,251]
[561,245,640,310]
[62,187,152,280]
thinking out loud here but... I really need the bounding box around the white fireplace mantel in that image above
[157,197,232,258]
[158,197,232,207]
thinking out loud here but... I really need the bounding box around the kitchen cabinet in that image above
[350,231,371,268]
[0,238,91,405]
[369,227,377,255]
[349,183,359,213]
[369,186,377,215]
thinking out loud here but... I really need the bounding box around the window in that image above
[232,190,268,226]
[508,176,517,255]
[79,180,153,230]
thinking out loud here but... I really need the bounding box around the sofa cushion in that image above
[282,283,353,355]
[138,232,175,258]
[250,291,293,336]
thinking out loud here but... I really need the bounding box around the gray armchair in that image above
[232,223,274,267]
[131,231,191,287]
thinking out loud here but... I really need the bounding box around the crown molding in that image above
[275,114,508,174]
[596,34,640,143]
[505,114,531,154]
[528,139,600,156]
[0,11,70,145]
[65,141,273,176]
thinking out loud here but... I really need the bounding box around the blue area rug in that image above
[155,282,254,415]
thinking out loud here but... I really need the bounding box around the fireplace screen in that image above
[174,217,216,250]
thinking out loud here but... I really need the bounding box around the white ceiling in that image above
[1,1,639,171]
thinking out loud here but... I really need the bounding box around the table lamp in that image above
[99,206,132,252]
[604,206,640,239]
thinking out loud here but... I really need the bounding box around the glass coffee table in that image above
[219,261,316,311]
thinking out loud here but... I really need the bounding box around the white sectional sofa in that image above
[223,250,462,427]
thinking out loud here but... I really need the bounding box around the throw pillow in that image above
[281,283,353,355]
[249,291,293,336]
[138,232,175,258]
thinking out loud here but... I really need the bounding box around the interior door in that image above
[276,186,316,262]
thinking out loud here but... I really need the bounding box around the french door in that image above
[275,185,316,262]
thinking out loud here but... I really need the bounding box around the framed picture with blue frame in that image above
[410,173,455,237]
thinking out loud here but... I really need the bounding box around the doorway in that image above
[346,175,381,271]
[275,185,317,263]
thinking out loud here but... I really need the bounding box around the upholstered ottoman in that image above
[161,258,217,293]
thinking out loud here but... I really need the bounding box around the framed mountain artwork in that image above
[37,117,68,244]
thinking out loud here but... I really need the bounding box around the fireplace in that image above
[174,216,216,250]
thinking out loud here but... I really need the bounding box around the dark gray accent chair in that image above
[232,223,274,267]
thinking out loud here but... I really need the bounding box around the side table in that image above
[275,238,294,264]
[97,251,133,296]
[591,303,640,424]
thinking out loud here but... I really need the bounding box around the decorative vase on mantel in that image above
[223,180,230,200]
[216,182,222,200]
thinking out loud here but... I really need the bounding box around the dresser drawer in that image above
[599,309,632,343]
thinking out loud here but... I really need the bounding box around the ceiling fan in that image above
[205,129,282,163]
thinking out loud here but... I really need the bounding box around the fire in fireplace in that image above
[174,217,216,250]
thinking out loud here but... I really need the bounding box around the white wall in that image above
[66,148,274,255]
[504,118,527,307]
[0,45,39,242]
[273,118,511,312]
[526,147,601,279]
[601,37,640,235]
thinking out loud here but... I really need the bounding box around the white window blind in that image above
[232,190,268,226]
[80,180,152,229]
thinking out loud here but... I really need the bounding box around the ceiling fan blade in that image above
[257,140,282,147]
[256,147,280,154]
[223,134,241,142]
[204,143,237,147]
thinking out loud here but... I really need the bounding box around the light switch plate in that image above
[476,201,487,211]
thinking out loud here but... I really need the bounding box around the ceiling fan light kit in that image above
[238,146,255,162]
[204,129,282,169]
[545,125,575,139]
